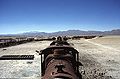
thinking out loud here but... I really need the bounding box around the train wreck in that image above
[37,36,83,79]
[0,36,103,79]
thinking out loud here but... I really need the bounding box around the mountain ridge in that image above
[0,29,120,37]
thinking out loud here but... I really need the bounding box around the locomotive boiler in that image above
[39,36,82,79]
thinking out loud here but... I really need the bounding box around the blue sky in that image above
[0,0,120,34]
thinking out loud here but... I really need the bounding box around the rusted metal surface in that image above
[43,59,79,79]
[40,36,82,79]
[0,55,34,60]
[72,36,96,40]
[50,36,70,46]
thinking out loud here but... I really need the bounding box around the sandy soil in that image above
[0,41,51,79]
[0,36,120,79]
[69,36,120,79]
[90,36,120,50]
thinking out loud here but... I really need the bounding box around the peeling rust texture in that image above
[40,36,82,79]
[0,55,34,60]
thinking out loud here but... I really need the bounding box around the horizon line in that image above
[0,29,120,35]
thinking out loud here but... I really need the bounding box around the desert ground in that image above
[0,36,120,79]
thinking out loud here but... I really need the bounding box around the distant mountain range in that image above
[1,29,120,37]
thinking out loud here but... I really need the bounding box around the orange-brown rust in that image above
[40,36,82,79]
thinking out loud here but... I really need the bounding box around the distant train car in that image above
[39,36,82,79]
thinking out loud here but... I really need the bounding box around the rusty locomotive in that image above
[0,36,83,78]
[38,36,82,79]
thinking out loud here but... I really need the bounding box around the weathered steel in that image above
[39,36,82,79]
[0,55,34,60]
[72,35,96,40]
